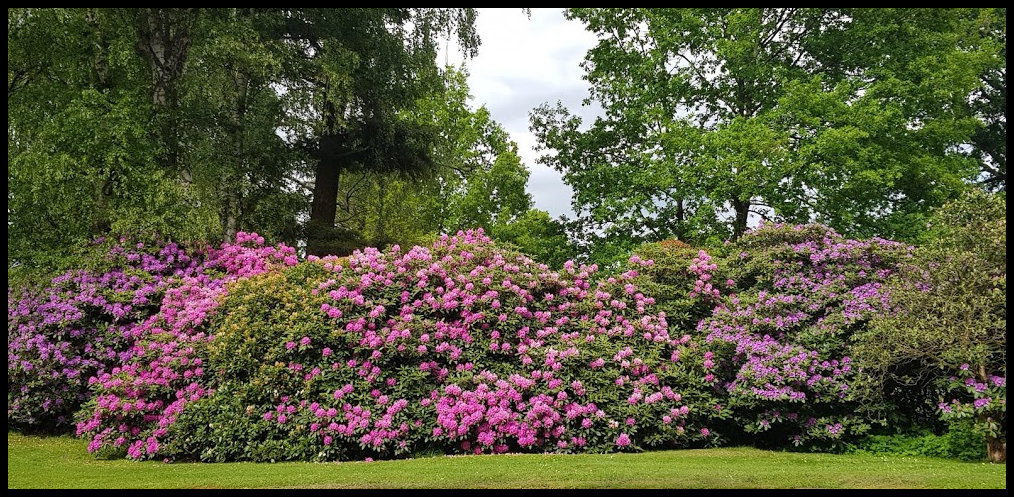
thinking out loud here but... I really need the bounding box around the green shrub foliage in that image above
[627,239,717,331]
[857,191,1006,462]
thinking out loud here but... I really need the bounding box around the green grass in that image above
[7,433,1005,489]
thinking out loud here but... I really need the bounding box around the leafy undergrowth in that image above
[7,433,1005,489]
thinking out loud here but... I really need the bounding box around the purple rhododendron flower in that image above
[616,433,631,447]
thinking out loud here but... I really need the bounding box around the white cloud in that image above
[440,8,603,219]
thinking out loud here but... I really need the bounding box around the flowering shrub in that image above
[699,223,913,448]
[74,232,297,458]
[13,222,992,461]
[107,230,726,462]
[8,232,297,434]
[8,238,210,429]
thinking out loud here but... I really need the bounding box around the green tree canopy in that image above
[325,67,576,267]
[7,8,482,268]
[533,8,1004,256]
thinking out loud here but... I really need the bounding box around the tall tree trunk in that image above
[978,364,1005,463]
[222,193,240,244]
[132,8,195,176]
[221,65,249,244]
[219,167,241,244]
[731,196,751,240]
[91,178,113,235]
[673,197,686,239]
[86,8,114,235]
[85,9,111,89]
[134,8,194,108]
[376,180,387,247]
[307,100,342,257]
[307,152,341,256]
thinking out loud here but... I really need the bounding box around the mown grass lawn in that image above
[7,433,1005,489]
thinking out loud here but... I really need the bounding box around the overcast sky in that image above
[440,8,603,219]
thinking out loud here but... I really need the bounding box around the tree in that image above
[269,9,479,256]
[322,67,543,258]
[532,8,1001,253]
[8,8,218,270]
[129,8,198,177]
[406,68,532,236]
[856,191,1006,462]
[184,9,292,243]
[490,209,579,269]
[8,9,480,266]
[968,8,1006,191]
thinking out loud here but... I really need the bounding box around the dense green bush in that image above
[856,190,1006,462]
[12,216,1003,463]
[627,239,718,331]
[162,265,337,461]
[849,423,986,461]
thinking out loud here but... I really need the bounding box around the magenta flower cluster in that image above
[938,364,1006,440]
